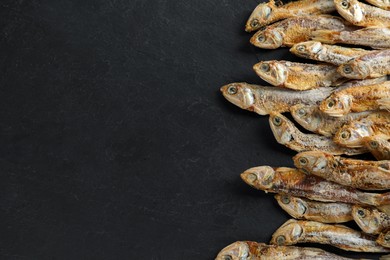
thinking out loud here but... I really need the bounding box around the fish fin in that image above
[311,30,340,44]
[378,204,390,216]
[380,254,390,260]
[377,98,390,111]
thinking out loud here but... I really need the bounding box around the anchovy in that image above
[378,230,390,248]
[363,135,390,160]
[352,205,390,234]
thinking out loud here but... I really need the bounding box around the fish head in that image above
[334,122,369,147]
[275,194,307,218]
[269,113,294,145]
[270,219,303,246]
[334,0,364,23]
[245,2,274,32]
[338,62,370,79]
[319,94,352,117]
[215,241,251,260]
[290,41,323,59]
[352,206,381,234]
[378,230,390,248]
[290,104,321,132]
[241,166,275,190]
[250,28,283,49]
[293,151,332,176]
[253,61,287,86]
[220,83,256,111]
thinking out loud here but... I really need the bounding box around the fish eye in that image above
[281,195,290,204]
[258,34,266,42]
[357,209,365,218]
[341,0,350,8]
[327,99,336,108]
[340,130,351,140]
[369,140,379,148]
[297,108,306,116]
[227,85,238,95]
[343,65,352,74]
[298,157,308,166]
[296,45,306,52]
[272,116,282,126]
[251,19,259,28]
[260,63,270,72]
[223,255,233,260]
[276,235,286,245]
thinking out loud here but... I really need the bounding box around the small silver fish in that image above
[275,194,353,223]
[220,82,333,115]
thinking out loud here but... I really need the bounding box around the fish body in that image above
[312,27,390,49]
[270,219,390,252]
[253,60,345,90]
[290,41,371,65]
[335,0,390,27]
[275,194,353,223]
[220,82,333,116]
[352,205,390,235]
[334,116,390,148]
[293,151,390,190]
[251,15,352,49]
[339,76,388,89]
[245,0,336,32]
[240,166,390,208]
[216,241,360,260]
[363,135,390,160]
[290,104,373,137]
[269,113,366,155]
[378,230,390,248]
[319,81,390,117]
[339,49,390,79]
[365,0,390,10]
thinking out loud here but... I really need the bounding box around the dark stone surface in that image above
[0,1,382,259]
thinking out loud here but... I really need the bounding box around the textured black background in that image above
[0,1,383,259]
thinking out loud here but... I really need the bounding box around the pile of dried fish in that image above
[217,0,390,258]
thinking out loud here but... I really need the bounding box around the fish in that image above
[220,82,333,116]
[365,0,390,10]
[338,49,390,79]
[290,41,371,66]
[251,15,353,49]
[269,112,366,155]
[312,27,390,49]
[338,76,388,89]
[378,230,390,248]
[334,0,390,27]
[293,150,390,190]
[245,0,336,32]
[319,81,390,117]
[334,116,390,148]
[363,135,390,160]
[253,60,345,90]
[275,194,353,223]
[270,219,390,252]
[352,205,390,235]
[240,166,390,210]
[290,104,373,137]
[215,241,362,260]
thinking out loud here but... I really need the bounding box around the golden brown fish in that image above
[241,166,390,209]
[290,41,371,65]
[220,82,333,116]
[335,0,390,27]
[269,113,366,155]
[319,81,390,117]
[353,205,390,235]
[253,60,345,90]
[251,15,353,49]
[245,0,336,32]
[215,241,362,260]
[270,219,390,252]
[312,27,390,49]
[275,194,353,223]
[363,135,390,160]
[378,230,390,248]
[365,0,390,10]
[338,49,390,79]
[293,150,390,190]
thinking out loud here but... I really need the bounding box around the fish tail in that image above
[311,30,340,44]
[377,98,390,111]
